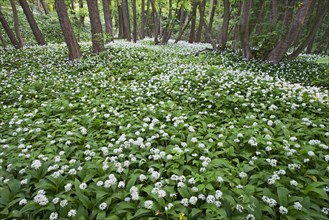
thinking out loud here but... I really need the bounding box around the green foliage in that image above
[0,40,329,220]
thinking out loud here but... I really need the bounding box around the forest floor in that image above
[0,40,328,219]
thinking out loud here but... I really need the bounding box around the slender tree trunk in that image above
[232,0,242,50]
[219,0,229,51]
[132,0,138,42]
[55,0,82,60]
[0,30,7,49]
[270,0,278,30]
[103,0,113,42]
[208,0,216,35]
[79,0,85,26]
[240,0,252,60]
[175,11,193,43]
[146,0,152,37]
[266,0,312,64]
[177,8,185,40]
[306,35,315,54]
[141,0,145,38]
[199,2,216,49]
[289,1,328,59]
[40,0,49,15]
[19,0,46,45]
[188,1,198,43]
[87,0,105,53]
[196,0,206,42]
[150,0,159,44]
[0,8,21,48]
[37,0,41,12]
[118,5,124,38]
[121,0,131,41]
[283,0,295,30]
[10,0,24,47]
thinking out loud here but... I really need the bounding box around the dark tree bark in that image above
[0,30,7,49]
[195,0,206,42]
[177,8,185,40]
[283,0,295,30]
[208,0,216,34]
[188,1,198,43]
[289,1,328,59]
[132,0,138,42]
[79,0,85,26]
[240,0,252,60]
[121,0,131,41]
[19,0,46,45]
[198,1,216,49]
[10,0,24,47]
[55,0,82,60]
[219,0,230,51]
[87,0,105,53]
[141,0,146,38]
[150,0,159,44]
[102,0,113,42]
[0,8,21,48]
[270,0,278,29]
[266,0,313,64]
[306,34,315,54]
[118,5,124,38]
[40,0,49,15]
[232,0,242,50]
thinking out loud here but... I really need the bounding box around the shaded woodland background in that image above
[0,0,328,62]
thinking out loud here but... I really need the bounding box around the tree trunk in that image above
[0,8,21,48]
[55,0,82,60]
[175,11,193,43]
[10,0,24,47]
[37,0,41,12]
[19,0,46,46]
[150,0,159,44]
[118,5,124,38]
[240,0,252,60]
[219,0,229,51]
[270,0,278,29]
[40,0,49,15]
[177,8,185,39]
[102,0,113,42]
[289,1,328,59]
[232,0,242,50]
[79,0,85,26]
[199,2,216,49]
[141,0,145,38]
[196,0,206,42]
[208,0,216,35]
[132,0,138,42]
[283,0,295,30]
[188,1,198,43]
[306,34,315,54]
[0,30,7,49]
[266,0,312,64]
[121,0,131,41]
[87,0,105,53]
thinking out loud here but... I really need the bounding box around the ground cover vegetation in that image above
[1,40,329,219]
[1,0,329,219]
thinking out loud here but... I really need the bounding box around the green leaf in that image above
[133,208,152,218]
[190,208,202,218]
[96,211,106,220]
[277,187,289,207]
